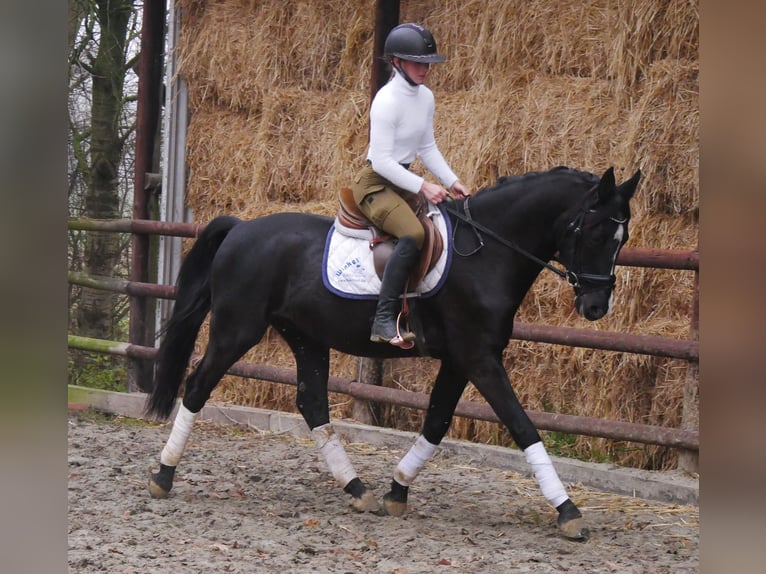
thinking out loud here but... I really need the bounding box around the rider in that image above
[352,23,469,346]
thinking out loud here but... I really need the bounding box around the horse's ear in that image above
[596,167,616,202]
[617,169,641,200]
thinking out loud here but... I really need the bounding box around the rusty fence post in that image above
[351,0,400,427]
[128,0,165,393]
[677,257,699,474]
[352,358,384,425]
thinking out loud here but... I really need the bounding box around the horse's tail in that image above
[145,215,241,420]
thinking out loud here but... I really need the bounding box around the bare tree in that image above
[68,0,139,341]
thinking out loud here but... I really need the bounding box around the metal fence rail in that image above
[67,217,700,465]
[68,335,699,451]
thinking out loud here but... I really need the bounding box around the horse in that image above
[145,165,640,541]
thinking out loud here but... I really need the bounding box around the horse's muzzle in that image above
[575,291,612,321]
[568,271,615,320]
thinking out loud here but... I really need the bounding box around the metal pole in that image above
[355,0,402,422]
[352,355,383,425]
[157,1,190,340]
[67,336,700,451]
[369,0,400,103]
[677,250,700,473]
[129,0,166,392]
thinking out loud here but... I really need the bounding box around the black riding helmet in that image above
[383,23,445,64]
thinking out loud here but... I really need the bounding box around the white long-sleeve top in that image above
[366,70,459,194]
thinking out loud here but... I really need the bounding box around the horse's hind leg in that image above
[382,360,468,516]
[148,322,264,499]
[282,329,379,513]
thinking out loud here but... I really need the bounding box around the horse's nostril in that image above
[587,305,607,320]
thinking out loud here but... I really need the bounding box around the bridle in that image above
[562,204,627,294]
[442,194,626,294]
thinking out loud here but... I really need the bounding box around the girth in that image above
[337,187,443,286]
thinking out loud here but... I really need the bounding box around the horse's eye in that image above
[585,225,612,245]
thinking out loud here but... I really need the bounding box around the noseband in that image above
[443,196,625,293]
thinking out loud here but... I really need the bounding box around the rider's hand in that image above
[449,180,470,199]
[420,180,449,204]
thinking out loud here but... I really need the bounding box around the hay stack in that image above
[172,0,698,470]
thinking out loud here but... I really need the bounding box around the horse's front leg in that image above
[470,356,589,541]
[382,361,468,516]
[285,331,379,513]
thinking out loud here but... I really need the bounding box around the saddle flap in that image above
[372,215,443,286]
[336,187,444,288]
[337,187,370,230]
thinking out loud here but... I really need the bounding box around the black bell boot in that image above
[370,236,420,346]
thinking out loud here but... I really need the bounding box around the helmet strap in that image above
[392,58,418,87]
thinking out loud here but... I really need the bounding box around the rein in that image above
[442,196,617,291]
[443,197,568,279]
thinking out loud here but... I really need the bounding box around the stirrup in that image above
[389,334,415,350]
[370,311,416,349]
[391,311,415,349]
[370,328,415,349]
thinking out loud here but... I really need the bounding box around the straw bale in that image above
[622,59,699,218]
[176,0,697,106]
[428,73,659,194]
[401,0,615,92]
[185,89,368,218]
[172,0,699,470]
[502,74,623,173]
[608,0,699,99]
[176,0,373,112]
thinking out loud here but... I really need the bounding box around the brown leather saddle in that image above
[337,187,444,286]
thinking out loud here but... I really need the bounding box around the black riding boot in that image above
[370,236,420,345]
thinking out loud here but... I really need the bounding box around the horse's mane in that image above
[475,166,599,196]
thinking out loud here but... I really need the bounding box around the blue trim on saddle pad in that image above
[322,204,453,300]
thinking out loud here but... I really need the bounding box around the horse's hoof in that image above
[149,463,176,498]
[148,466,174,499]
[382,493,408,517]
[558,517,590,541]
[350,490,380,513]
[148,476,169,499]
[556,498,589,541]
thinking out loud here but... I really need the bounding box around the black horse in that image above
[146,166,640,541]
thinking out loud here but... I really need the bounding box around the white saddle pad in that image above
[322,203,452,299]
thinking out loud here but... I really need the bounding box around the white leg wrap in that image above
[160,404,199,467]
[524,441,569,508]
[394,435,438,487]
[311,424,357,488]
